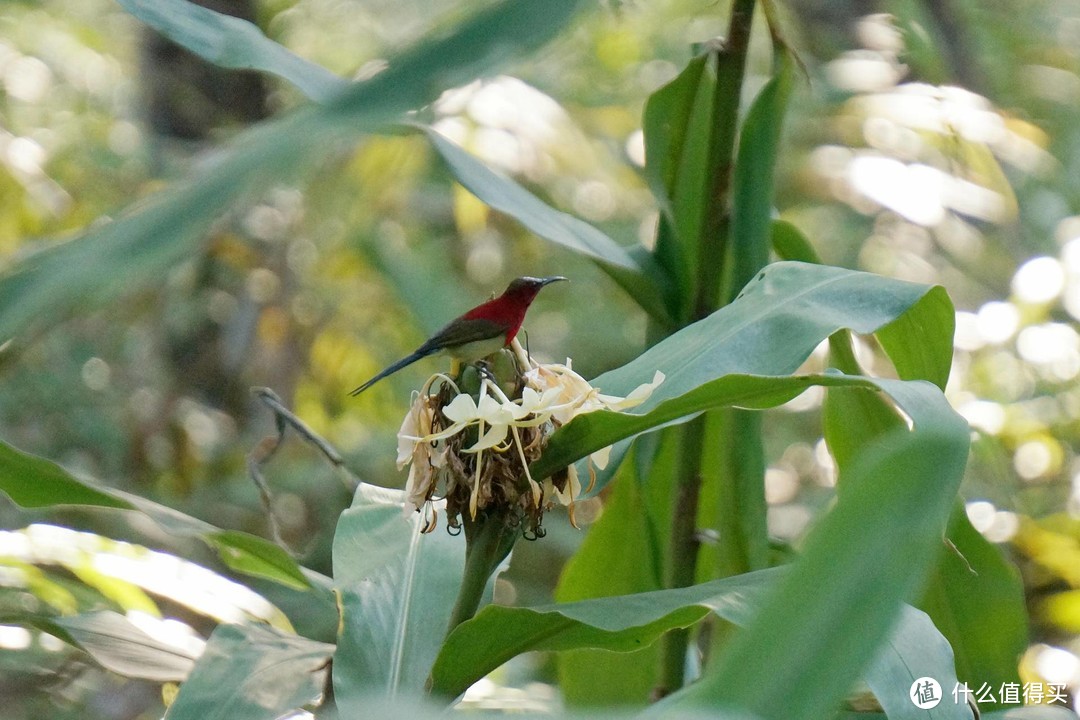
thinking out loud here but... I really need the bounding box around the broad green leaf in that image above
[919,507,1028,694]
[823,342,907,472]
[554,433,677,706]
[725,50,794,304]
[422,127,672,325]
[642,54,710,319]
[115,0,348,102]
[0,441,128,509]
[434,569,779,699]
[0,0,584,343]
[0,440,318,592]
[40,611,199,682]
[332,484,465,708]
[770,219,822,263]
[531,261,954,482]
[876,285,955,389]
[708,408,768,578]
[656,380,969,720]
[165,623,332,720]
[204,530,312,592]
[435,565,966,719]
[862,605,970,720]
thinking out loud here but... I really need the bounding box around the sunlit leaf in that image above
[164,623,332,720]
[0,0,585,343]
[0,440,319,593]
[332,483,465,709]
[40,611,199,682]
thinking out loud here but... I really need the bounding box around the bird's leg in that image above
[474,359,496,385]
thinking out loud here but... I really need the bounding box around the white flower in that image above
[394,339,665,527]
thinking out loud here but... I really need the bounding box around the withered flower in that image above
[397,339,664,538]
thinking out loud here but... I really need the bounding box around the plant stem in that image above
[656,414,706,696]
[445,512,517,637]
[694,0,758,320]
[655,0,759,699]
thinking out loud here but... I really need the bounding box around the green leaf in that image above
[531,261,954,483]
[204,530,311,592]
[656,380,970,720]
[554,434,677,706]
[115,0,348,102]
[770,219,821,263]
[40,611,199,682]
[433,569,779,699]
[876,285,955,389]
[0,440,319,592]
[918,507,1028,694]
[641,54,713,320]
[0,441,130,509]
[0,0,584,343]
[332,483,465,708]
[823,336,907,471]
[725,50,794,304]
[164,623,332,720]
[435,565,967,719]
[422,127,672,326]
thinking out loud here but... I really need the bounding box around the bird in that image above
[349,276,567,396]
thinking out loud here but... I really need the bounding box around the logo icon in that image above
[910,677,942,709]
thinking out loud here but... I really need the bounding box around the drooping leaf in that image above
[164,623,332,720]
[434,569,779,699]
[332,484,465,709]
[531,261,954,483]
[876,285,955,389]
[655,380,970,720]
[0,441,129,510]
[115,0,348,102]
[422,127,672,325]
[40,611,199,682]
[0,0,585,343]
[919,507,1028,695]
[0,440,319,592]
[436,563,967,720]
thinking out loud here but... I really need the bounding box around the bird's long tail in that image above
[349,349,431,396]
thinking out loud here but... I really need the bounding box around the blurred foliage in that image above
[1,0,1080,717]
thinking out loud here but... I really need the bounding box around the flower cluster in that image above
[396,339,664,537]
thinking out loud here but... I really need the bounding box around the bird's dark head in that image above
[503,276,568,300]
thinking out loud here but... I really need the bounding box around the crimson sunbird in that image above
[349,276,567,396]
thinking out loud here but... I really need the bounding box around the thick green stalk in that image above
[445,512,517,636]
[656,415,706,696]
[694,0,758,320]
[656,0,759,697]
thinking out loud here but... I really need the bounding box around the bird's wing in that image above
[418,316,506,354]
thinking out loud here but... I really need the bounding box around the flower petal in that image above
[468,423,510,452]
[442,393,480,422]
